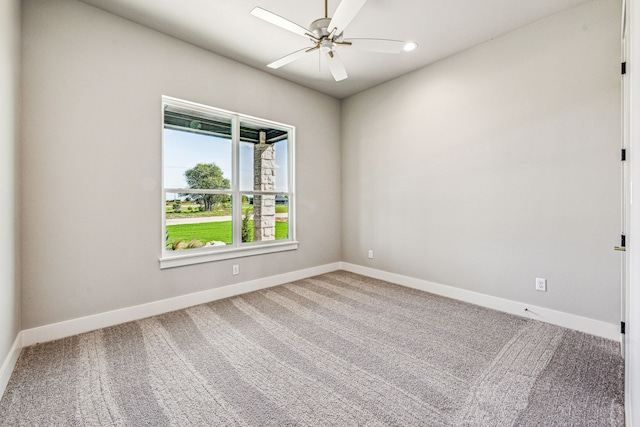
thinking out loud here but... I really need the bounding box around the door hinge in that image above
[621,234,626,248]
[622,149,627,161]
[622,62,627,75]
[621,321,626,334]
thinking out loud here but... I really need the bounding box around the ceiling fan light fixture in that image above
[253,0,411,81]
[403,41,418,52]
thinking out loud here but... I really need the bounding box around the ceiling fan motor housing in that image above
[310,18,332,39]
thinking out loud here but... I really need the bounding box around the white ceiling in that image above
[78,0,592,99]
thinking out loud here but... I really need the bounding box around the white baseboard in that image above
[14,260,619,365]
[340,262,620,341]
[0,332,22,399]
[21,262,341,347]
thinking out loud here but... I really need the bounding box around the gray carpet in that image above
[0,271,625,426]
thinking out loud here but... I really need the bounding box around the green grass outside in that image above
[167,220,288,247]
[166,203,288,219]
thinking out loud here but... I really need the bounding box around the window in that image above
[160,97,296,268]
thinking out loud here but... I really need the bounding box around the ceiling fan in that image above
[250,0,417,82]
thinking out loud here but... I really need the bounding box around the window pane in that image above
[274,195,289,241]
[239,122,288,192]
[241,194,289,243]
[165,192,233,250]
[163,113,232,190]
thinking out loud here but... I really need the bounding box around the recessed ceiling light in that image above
[403,42,418,52]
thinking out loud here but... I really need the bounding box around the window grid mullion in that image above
[231,115,241,248]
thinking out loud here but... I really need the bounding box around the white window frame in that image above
[159,96,297,269]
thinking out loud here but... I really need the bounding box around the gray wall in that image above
[0,0,21,367]
[341,0,622,324]
[21,0,342,329]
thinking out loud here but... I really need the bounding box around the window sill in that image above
[159,241,299,269]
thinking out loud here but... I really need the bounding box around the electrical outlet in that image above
[233,265,239,275]
[535,278,547,292]
[368,250,374,259]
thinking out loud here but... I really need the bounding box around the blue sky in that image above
[163,128,288,192]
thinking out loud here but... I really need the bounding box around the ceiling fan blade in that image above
[325,51,348,81]
[267,48,313,69]
[328,0,367,36]
[251,7,316,40]
[342,38,406,54]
